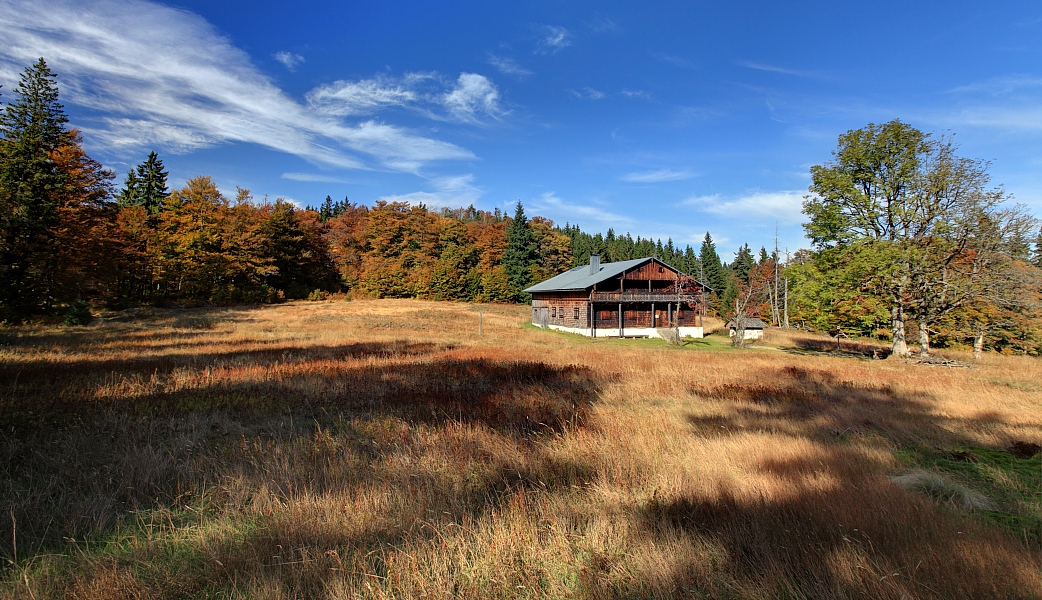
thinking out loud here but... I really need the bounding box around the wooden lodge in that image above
[524,254,710,339]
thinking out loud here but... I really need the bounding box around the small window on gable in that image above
[658,266,664,273]
[573,307,579,319]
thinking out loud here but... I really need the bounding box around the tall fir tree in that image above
[115,168,140,208]
[319,195,334,222]
[503,200,536,301]
[698,232,726,292]
[116,151,167,217]
[1033,226,1042,268]
[0,58,70,317]
[732,243,755,282]
[135,151,169,216]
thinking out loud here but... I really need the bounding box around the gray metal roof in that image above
[524,257,671,293]
[728,317,768,329]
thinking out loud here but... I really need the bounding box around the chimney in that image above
[590,253,600,275]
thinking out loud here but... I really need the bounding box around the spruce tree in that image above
[732,243,754,282]
[319,195,334,222]
[135,151,169,216]
[503,200,536,301]
[115,168,140,208]
[0,58,69,316]
[698,232,726,292]
[1033,226,1042,268]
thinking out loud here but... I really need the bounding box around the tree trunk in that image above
[918,320,930,357]
[973,324,985,361]
[732,321,746,347]
[890,304,909,358]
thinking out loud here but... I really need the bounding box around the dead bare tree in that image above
[730,261,773,348]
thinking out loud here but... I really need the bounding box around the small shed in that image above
[728,317,767,340]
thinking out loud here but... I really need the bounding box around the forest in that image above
[2,59,1041,356]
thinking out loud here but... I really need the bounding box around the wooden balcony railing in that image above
[590,291,701,303]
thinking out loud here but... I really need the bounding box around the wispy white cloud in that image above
[442,73,503,122]
[281,172,352,184]
[307,74,425,116]
[914,74,1042,132]
[486,53,532,77]
[429,173,478,193]
[274,51,304,71]
[621,168,695,183]
[0,0,473,173]
[278,196,305,208]
[736,60,816,78]
[681,191,806,224]
[379,172,482,209]
[570,87,605,100]
[621,89,652,100]
[538,25,571,54]
[586,17,619,33]
[943,105,1042,131]
[529,192,632,228]
[308,71,504,125]
[650,52,695,69]
[947,74,1042,96]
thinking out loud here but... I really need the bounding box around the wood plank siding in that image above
[531,292,589,329]
[526,257,707,338]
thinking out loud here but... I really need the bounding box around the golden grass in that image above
[1,299,1040,598]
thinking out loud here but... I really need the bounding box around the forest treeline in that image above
[2,59,1041,354]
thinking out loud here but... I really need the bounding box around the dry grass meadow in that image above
[1,299,1040,599]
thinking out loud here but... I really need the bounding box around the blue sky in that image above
[1,0,1040,258]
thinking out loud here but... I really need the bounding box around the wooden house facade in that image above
[525,255,709,339]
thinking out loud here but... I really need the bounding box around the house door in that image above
[654,308,669,327]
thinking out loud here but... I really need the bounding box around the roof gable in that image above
[524,257,679,293]
[727,317,767,329]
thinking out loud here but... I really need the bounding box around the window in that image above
[551,307,556,318]
[573,307,579,319]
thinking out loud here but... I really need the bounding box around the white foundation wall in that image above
[538,323,704,339]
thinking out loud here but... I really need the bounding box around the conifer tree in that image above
[0,58,70,316]
[135,151,169,216]
[116,151,167,217]
[115,168,140,208]
[503,200,536,301]
[732,243,754,282]
[698,232,725,292]
[1033,226,1042,268]
[319,195,334,222]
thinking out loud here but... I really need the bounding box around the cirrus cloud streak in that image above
[0,0,474,173]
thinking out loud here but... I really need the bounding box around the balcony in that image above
[590,291,701,303]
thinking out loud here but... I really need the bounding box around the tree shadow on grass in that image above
[0,337,604,590]
[622,366,1042,598]
[782,335,891,360]
[1,340,593,433]
[628,448,1038,599]
[688,365,987,446]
